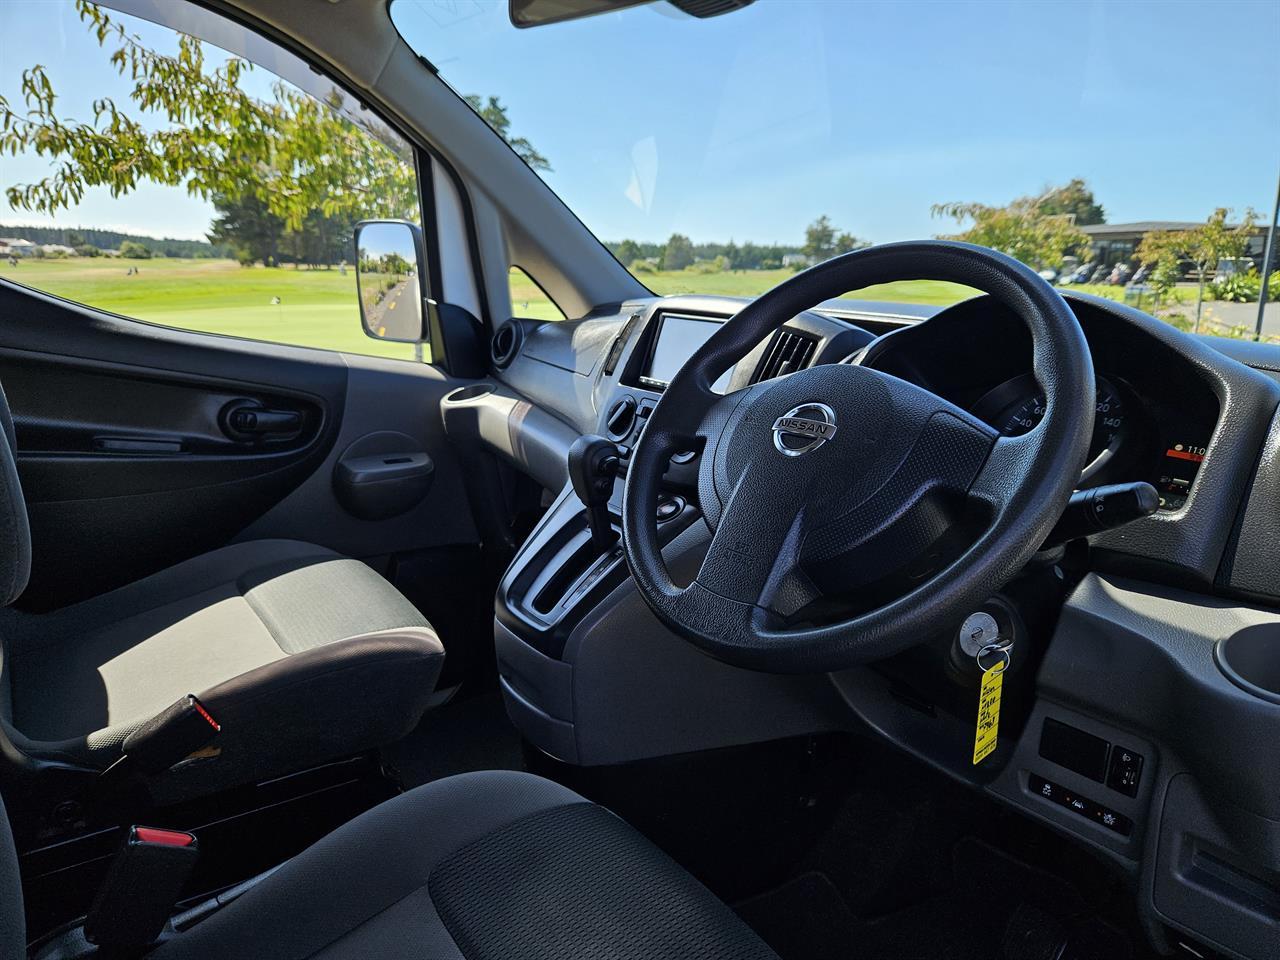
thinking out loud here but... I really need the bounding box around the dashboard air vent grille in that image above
[490,320,524,369]
[751,328,819,383]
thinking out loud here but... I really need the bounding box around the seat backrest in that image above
[0,790,25,957]
[0,381,31,607]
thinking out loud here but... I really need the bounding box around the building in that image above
[1080,221,1275,272]
[0,238,36,257]
[781,253,809,268]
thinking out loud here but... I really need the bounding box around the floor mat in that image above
[381,689,524,788]
[735,838,1138,960]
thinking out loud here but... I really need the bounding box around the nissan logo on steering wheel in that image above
[772,403,838,456]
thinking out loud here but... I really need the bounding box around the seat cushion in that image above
[0,539,442,789]
[152,771,779,960]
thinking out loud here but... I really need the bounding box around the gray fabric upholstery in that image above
[0,791,22,960]
[0,539,443,797]
[152,771,780,960]
[0,380,31,608]
[431,802,779,960]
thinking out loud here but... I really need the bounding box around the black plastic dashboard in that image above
[489,289,1280,597]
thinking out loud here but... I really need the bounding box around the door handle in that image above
[222,403,302,440]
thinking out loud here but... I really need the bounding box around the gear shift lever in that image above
[568,434,622,549]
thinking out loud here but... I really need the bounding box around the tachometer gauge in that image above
[973,375,1128,481]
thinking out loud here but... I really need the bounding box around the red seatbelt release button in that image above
[132,826,196,848]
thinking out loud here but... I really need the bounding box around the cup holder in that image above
[444,382,496,404]
[1215,624,1280,704]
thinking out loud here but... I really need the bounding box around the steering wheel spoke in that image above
[695,463,809,610]
[967,432,1040,517]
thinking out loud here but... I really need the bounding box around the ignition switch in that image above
[949,597,1020,680]
[957,610,1001,659]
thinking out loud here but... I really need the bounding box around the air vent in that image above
[490,320,524,369]
[751,328,819,383]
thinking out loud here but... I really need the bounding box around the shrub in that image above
[73,244,101,257]
[629,258,657,274]
[1208,267,1280,303]
[119,240,152,259]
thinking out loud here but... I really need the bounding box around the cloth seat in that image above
[143,770,780,959]
[0,538,444,798]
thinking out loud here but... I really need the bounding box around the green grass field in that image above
[628,268,981,306]
[0,256,420,360]
[5,256,1209,359]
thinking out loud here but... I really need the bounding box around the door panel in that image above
[233,356,478,559]
[0,281,478,611]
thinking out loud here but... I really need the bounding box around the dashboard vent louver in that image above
[751,328,819,383]
[490,320,524,369]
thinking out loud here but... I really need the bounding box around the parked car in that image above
[1108,262,1134,284]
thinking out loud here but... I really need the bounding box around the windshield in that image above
[392,0,1279,331]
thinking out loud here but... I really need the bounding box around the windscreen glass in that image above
[391,0,1278,334]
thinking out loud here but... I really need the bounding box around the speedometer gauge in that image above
[974,375,1129,481]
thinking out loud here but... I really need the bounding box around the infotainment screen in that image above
[642,314,732,391]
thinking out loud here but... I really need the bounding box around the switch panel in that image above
[1106,745,1144,797]
[1028,774,1132,836]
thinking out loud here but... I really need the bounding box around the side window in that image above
[508,267,565,321]
[0,1,424,361]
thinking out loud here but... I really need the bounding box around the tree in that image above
[932,185,1091,270]
[661,233,694,271]
[208,191,284,267]
[118,239,150,258]
[1037,178,1105,226]
[463,94,551,172]
[0,2,549,251]
[1137,208,1258,332]
[802,216,866,265]
[612,239,641,267]
[723,240,740,271]
[834,232,867,256]
[803,216,836,264]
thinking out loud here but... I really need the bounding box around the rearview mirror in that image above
[510,0,754,29]
[354,220,426,343]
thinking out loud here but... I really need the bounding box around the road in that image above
[1193,298,1280,339]
[364,277,415,338]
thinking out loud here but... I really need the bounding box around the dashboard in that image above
[857,295,1222,513]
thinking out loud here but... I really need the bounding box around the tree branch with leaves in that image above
[0,1,549,258]
[1137,208,1258,332]
[931,182,1095,270]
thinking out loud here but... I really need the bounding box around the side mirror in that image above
[354,220,427,343]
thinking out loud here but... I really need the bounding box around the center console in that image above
[489,301,870,766]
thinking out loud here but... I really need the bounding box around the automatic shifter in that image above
[568,434,622,549]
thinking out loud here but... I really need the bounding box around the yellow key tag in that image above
[972,660,1005,765]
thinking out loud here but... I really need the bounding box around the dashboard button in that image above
[656,495,684,522]
[1091,804,1133,836]
[1106,746,1144,797]
[1028,774,1058,802]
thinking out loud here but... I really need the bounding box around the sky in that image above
[2,0,1278,247]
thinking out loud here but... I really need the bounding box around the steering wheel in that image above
[622,241,1095,673]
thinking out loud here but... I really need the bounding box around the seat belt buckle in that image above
[84,825,199,951]
[121,693,222,775]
